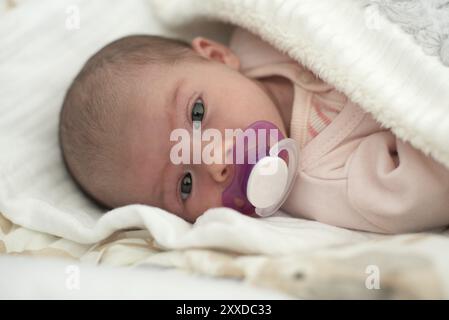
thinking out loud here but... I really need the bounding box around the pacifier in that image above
[222,121,299,217]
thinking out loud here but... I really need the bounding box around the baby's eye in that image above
[180,172,192,200]
[191,99,205,122]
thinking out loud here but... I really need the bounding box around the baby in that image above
[59,28,449,234]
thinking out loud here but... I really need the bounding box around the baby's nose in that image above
[205,139,235,185]
[208,163,233,185]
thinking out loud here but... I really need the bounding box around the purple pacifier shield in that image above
[222,121,285,215]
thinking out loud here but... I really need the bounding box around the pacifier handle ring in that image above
[255,138,299,217]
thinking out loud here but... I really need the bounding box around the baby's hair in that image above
[59,35,195,207]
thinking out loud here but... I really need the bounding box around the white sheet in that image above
[0,256,290,299]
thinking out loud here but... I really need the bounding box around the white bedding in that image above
[2,0,449,299]
[0,256,290,299]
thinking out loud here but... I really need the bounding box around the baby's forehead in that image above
[118,102,171,198]
[120,62,198,157]
[124,76,174,155]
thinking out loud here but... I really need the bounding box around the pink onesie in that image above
[230,28,449,234]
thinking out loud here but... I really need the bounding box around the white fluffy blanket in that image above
[152,0,449,168]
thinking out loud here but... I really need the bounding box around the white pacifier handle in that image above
[246,138,299,217]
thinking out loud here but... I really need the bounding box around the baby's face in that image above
[118,39,287,222]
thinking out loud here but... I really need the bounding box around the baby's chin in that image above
[246,211,259,218]
[189,206,258,221]
[233,206,259,218]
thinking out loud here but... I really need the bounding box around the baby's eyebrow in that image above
[166,77,185,112]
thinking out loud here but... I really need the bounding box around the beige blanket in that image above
[2,211,449,299]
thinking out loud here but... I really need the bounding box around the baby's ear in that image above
[191,37,240,70]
